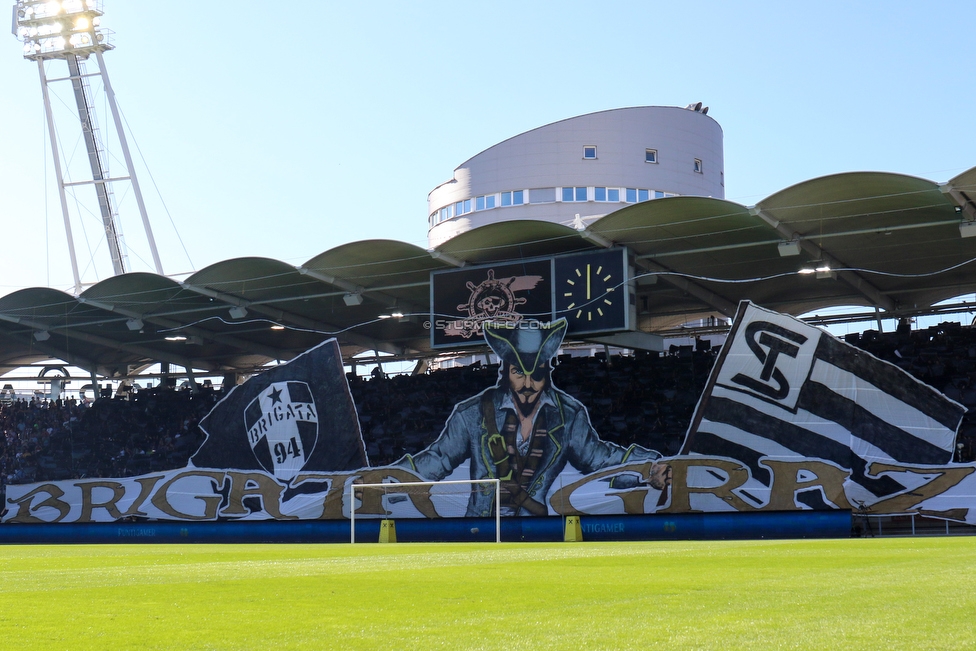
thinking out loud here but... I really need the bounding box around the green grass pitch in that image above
[1,537,974,650]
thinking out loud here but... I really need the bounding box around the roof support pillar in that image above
[633,258,738,318]
[750,206,897,313]
[577,227,738,318]
[0,312,219,373]
[941,183,976,221]
[296,267,425,319]
[428,250,466,267]
[179,282,405,356]
[77,296,292,362]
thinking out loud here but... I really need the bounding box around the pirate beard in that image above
[512,387,543,418]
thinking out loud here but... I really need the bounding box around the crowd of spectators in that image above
[3,320,976,507]
[0,386,216,501]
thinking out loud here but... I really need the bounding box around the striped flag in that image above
[682,302,966,506]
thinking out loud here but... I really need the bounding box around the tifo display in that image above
[4,301,976,527]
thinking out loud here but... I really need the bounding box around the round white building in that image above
[428,105,725,248]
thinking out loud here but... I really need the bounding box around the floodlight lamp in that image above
[343,292,364,306]
[270,324,285,331]
[800,260,831,275]
[777,241,801,257]
[125,318,144,331]
[228,306,248,319]
[73,16,89,30]
[165,335,187,342]
[391,312,404,319]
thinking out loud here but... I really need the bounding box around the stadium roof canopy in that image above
[0,166,974,379]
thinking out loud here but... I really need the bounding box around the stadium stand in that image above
[0,387,216,496]
[3,321,976,503]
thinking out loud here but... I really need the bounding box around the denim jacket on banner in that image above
[397,385,661,516]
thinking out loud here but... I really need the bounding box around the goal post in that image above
[349,479,501,543]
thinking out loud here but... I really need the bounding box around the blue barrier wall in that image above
[0,510,850,544]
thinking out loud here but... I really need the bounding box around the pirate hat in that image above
[483,319,568,376]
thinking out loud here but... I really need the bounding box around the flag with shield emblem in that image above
[244,381,319,481]
[191,338,369,476]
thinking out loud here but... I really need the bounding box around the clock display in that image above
[554,249,628,334]
[563,262,614,321]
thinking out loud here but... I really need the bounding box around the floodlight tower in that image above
[11,0,163,293]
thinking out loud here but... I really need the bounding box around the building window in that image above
[694,158,703,173]
[626,188,653,203]
[583,145,597,160]
[502,190,524,206]
[475,195,496,211]
[529,187,556,204]
[594,187,621,202]
[562,187,588,202]
[645,149,657,163]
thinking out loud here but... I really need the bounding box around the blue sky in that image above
[1,1,974,293]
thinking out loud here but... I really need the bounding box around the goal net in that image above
[350,479,501,543]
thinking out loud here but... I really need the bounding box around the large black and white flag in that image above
[191,338,369,477]
[682,302,965,504]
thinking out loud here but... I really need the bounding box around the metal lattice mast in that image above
[12,0,164,292]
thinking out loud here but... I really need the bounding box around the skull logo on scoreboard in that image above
[243,381,319,481]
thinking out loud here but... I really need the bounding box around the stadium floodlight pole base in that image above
[350,479,502,543]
